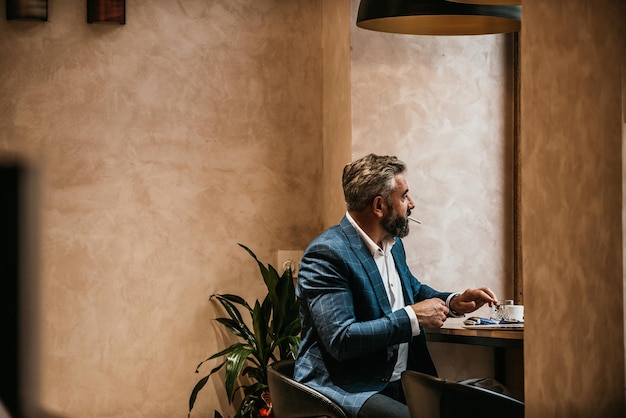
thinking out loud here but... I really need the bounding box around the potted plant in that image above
[188,244,302,418]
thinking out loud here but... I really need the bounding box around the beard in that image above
[382,207,410,238]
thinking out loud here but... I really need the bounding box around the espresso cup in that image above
[502,305,524,322]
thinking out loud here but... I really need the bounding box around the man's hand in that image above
[450,288,497,314]
[411,298,449,328]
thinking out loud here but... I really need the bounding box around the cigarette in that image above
[408,217,422,224]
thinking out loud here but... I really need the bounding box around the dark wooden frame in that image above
[6,0,48,21]
[87,0,125,24]
[512,32,522,305]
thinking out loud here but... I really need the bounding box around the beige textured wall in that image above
[521,1,625,416]
[322,0,352,227]
[10,0,621,416]
[350,0,515,381]
[0,1,324,417]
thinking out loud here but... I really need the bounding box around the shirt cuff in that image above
[446,292,465,318]
[403,306,421,336]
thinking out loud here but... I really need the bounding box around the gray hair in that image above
[342,154,407,212]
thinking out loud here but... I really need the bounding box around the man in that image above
[294,154,497,418]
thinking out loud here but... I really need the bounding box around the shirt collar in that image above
[346,212,395,256]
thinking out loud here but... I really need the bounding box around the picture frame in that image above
[6,0,48,21]
[87,0,125,24]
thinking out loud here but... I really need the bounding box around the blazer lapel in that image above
[340,216,392,314]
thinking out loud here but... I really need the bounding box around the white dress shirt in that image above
[345,213,462,382]
[346,213,419,382]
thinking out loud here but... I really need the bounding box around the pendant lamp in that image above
[447,0,521,5]
[356,0,521,35]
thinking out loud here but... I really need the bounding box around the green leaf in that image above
[242,381,268,397]
[235,395,259,418]
[251,300,269,366]
[278,335,301,359]
[188,374,209,415]
[214,317,245,335]
[282,317,302,338]
[208,342,252,362]
[272,266,298,337]
[212,295,256,344]
[242,365,265,383]
[194,356,226,374]
[264,264,280,304]
[238,243,279,305]
[188,361,225,415]
[215,293,253,312]
[224,346,255,402]
[212,294,250,326]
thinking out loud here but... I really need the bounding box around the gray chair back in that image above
[401,370,445,418]
[402,370,524,418]
[267,360,348,418]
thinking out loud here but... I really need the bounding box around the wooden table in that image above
[425,322,524,398]
[426,323,523,348]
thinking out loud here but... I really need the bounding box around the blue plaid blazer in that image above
[294,216,451,418]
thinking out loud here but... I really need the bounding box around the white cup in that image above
[502,305,524,322]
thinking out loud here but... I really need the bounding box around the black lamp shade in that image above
[357,0,521,35]
[447,0,521,5]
